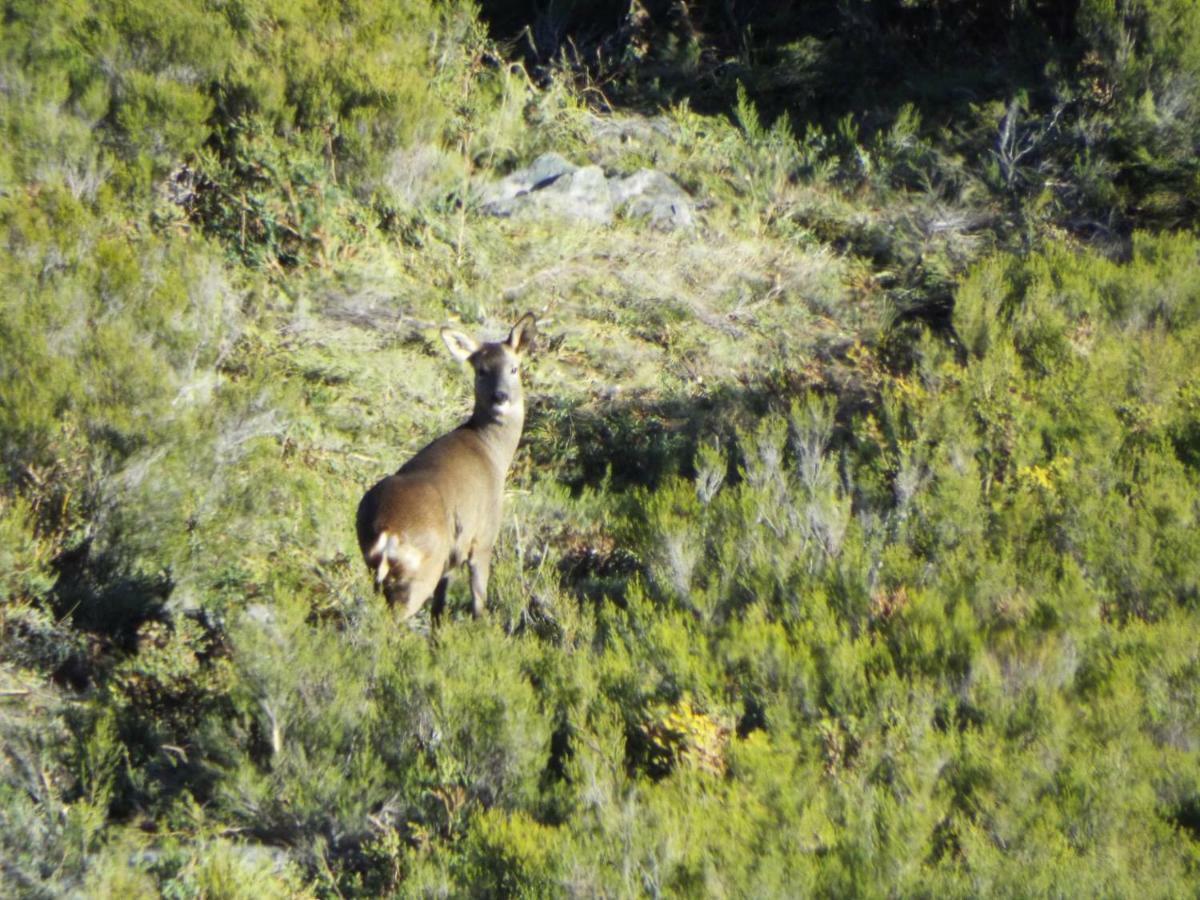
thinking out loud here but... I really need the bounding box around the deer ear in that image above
[441,327,478,362]
[506,313,537,355]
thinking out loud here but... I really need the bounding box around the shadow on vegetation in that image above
[528,379,765,494]
[479,1,1077,132]
[528,340,894,612]
[529,333,886,493]
[1171,795,1200,842]
[49,539,172,688]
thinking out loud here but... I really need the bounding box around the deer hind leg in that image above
[390,569,438,621]
[429,576,450,626]
[378,556,441,621]
[467,550,491,619]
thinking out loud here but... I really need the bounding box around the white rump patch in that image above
[370,532,423,584]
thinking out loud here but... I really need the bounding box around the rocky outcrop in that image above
[478,153,695,230]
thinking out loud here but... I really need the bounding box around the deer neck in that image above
[466,401,525,472]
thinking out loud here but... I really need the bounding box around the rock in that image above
[523,152,579,187]
[527,165,613,224]
[480,156,614,225]
[611,169,695,231]
[477,153,695,230]
[477,153,578,216]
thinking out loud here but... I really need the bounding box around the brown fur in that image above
[355,313,536,621]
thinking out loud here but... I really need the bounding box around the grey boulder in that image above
[478,153,694,230]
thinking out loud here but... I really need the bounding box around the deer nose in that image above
[493,390,510,405]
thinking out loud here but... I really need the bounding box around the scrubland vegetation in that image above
[2,1,1200,895]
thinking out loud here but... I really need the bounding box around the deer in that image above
[355,313,536,622]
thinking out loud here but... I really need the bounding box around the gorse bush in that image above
[3,0,1200,895]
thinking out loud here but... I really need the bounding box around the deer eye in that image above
[510,366,517,375]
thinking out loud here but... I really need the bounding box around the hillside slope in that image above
[2,1,1199,895]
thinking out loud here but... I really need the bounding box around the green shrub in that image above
[456,808,566,898]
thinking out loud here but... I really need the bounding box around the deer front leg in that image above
[467,551,491,619]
